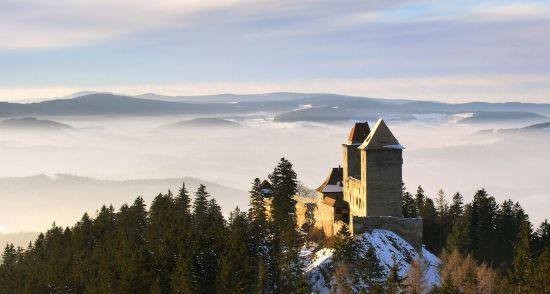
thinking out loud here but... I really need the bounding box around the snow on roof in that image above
[359,119,402,150]
[321,184,343,193]
[383,143,405,150]
[315,167,343,193]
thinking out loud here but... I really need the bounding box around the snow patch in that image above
[383,144,405,150]
[305,229,440,293]
[448,112,474,123]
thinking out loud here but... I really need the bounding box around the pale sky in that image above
[1,0,550,103]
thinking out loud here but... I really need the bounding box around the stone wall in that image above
[295,196,336,237]
[352,216,423,252]
[345,177,365,217]
[364,149,403,217]
[343,144,361,180]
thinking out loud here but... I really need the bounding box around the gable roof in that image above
[359,119,404,150]
[347,122,371,144]
[315,167,343,193]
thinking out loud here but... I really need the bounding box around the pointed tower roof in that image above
[359,119,404,150]
[315,167,343,193]
[347,122,370,144]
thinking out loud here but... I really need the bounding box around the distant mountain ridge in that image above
[0,117,72,130]
[164,117,241,129]
[1,92,549,120]
[458,111,545,123]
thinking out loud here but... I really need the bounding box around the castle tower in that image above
[358,119,404,218]
[343,119,404,224]
[342,122,370,217]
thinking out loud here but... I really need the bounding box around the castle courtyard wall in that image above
[352,216,423,252]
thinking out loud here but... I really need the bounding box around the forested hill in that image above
[2,92,550,119]
[0,158,548,293]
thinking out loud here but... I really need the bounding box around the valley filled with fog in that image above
[0,110,548,242]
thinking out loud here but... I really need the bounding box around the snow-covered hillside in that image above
[304,229,441,293]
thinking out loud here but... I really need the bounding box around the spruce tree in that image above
[147,192,178,294]
[217,208,254,294]
[508,221,534,293]
[531,248,549,294]
[469,189,498,264]
[248,178,270,292]
[188,185,227,294]
[332,224,358,293]
[448,192,464,223]
[358,243,384,292]
[533,219,550,256]
[446,204,471,253]
[402,187,417,218]
[0,244,18,293]
[268,158,308,293]
[171,256,196,294]
[421,198,440,253]
[414,186,426,212]
[495,199,525,267]
[248,178,268,253]
[385,258,404,294]
[114,198,153,293]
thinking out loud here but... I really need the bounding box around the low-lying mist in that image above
[0,115,548,237]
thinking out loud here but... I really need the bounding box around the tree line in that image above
[0,158,548,293]
[402,186,549,293]
[0,158,307,294]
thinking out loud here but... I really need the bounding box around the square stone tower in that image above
[343,119,404,222]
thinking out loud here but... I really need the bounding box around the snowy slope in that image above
[305,229,441,293]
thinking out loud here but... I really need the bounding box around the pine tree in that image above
[421,197,440,253]
[385,257,404,294]
[114,197,153,293]
[469,189,498,264]
[333,224,358,266]
[0,244,18,293]
[91,205,117,293]
[247,178,270,293]
[70,212,95,292]
[174,182,192,238]
[248,178,268,252]
[531,248,550,294]
[494,199,527,268]
[415,186,426,212]
[357,242,384,292]
[147,192,178,294]
[302,203,317,233]
[217,208,254,294]
[448,192,464,223]
[171,256,196,294]
[508,221,534,293]
[269,157,298,234]
[446,204,471,253]
[402,187,417,218]
[332,224,358,293]
[268,158,307,293]
[533,219,549,257]
[188,185,227,294]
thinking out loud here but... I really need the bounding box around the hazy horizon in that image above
[0,114,548,235]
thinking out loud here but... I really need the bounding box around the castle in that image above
[294,119,423,250]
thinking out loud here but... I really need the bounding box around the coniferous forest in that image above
[0,158,549,293]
